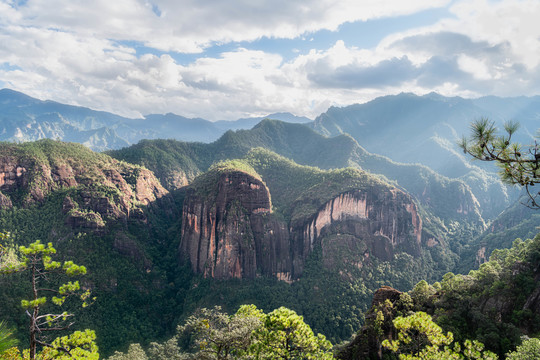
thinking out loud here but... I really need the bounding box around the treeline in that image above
[340,232,540,359]
[3,233,540,359]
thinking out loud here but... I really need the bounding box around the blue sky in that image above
[0,0,539,120]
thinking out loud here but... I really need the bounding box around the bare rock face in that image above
[0,146,170,232]
[180,171,277,279]
[0,161,28,190]
[180,170,425,281]
[292,189,423,276]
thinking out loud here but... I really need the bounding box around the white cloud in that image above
[0,0,539,121]
[457,55,492,80]
[440,0,540,71]
[303,0,540,98]
[8,0,450,53]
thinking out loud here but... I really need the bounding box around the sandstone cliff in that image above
[291,189,423,276]
[0,140,170,231]
[180,164,425,281]
[180,170,293,279]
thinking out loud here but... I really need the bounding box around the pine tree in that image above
[0,239,96,359]
[459,118,540,208]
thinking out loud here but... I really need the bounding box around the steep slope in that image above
[109,120,486,266]
[311,93,540,217]
[338,232,540,359]
[180,152,425,282]
[171,149,475,345]
[0,140,180,355]
[180,162,279,280]
[109,120,484,223]
[106,139,213,189]
[311,93,540,175]
[0,139,169,215]
[457,193,540,272]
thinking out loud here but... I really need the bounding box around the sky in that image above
[1,0,540,121]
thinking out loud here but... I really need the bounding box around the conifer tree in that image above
[0,239,95,359]
[459,118,540,208]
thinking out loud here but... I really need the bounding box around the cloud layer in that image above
[0,0,539,120]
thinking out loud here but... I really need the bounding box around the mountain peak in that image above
[0,88,41,104]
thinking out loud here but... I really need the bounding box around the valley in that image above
[0,90,538,359]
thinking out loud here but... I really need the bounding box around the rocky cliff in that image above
[180,163,425,281]
[293,189,422,273]
[180,169,294,279]
[0,140,170,231]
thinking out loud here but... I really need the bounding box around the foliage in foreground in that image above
[1,330,98,359]
[459,118,540,207]
[505,337,540,360]
[0,320,18,355]
[106,304,334,360]
[0,238,96,359]
[382,311,497,359]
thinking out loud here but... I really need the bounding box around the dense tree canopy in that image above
[382,311,498,360]
[506,337,540,360]
[0,239,96,359]
[459,118,540,207]
[251,306,334,360]
[106,305,334,360]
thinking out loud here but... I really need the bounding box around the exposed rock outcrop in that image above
[0,161,28,190]
[337,286,404,360]
[180,170,280,279]
[0,141,171,232]
[292,189,423,276]
[180,169,425,281]
[371,285,403,306]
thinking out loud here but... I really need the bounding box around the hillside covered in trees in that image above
[0,105,538,359]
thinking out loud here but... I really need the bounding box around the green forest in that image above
[0,118,539,360]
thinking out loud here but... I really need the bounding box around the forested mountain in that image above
[0,138,495,356]
[1,88,532,221]
[0,89,308,150]
[0,90,539,359]
[339,232,540,359]
[0,140,182,354]
[3,88,529,221]
[110,119,485,222]
[110,120,535,270]
[311,93,540,179]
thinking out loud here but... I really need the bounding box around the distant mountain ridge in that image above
[311,92,540,184]
[3,88,538,219]
[0,88,310,150]
[2,89,538,186]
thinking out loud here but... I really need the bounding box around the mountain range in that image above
[0,88,310,151]
[0,89,539,357]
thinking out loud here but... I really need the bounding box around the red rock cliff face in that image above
[180,171,292,280]
[180,171,424,281]
[0,154,169,231]
[290,188,423,277]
